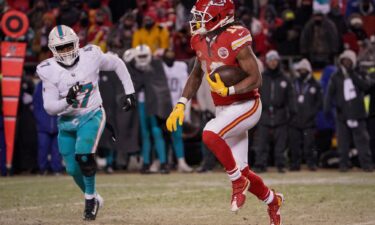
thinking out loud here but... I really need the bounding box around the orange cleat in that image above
[267,191,284,225]
[230,176,250,212]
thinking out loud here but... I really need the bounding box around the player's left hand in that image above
[206,73,228,97]
[122,93,136,111]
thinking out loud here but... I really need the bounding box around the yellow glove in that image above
[206,73,228,97]
[166,103,185,132]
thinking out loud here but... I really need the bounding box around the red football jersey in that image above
[191,25,259,106]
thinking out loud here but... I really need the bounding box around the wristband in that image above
[228,86,236,95]
[178,97,188,105]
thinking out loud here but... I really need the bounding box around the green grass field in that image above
[1,170,375,225]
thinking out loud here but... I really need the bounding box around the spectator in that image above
[346,0,375,17]
[172,25,195,60]
[87,9,111,52]
[56,0,80,27]
[289,59,322,171]
[13,75,37,173]
[260,5,283,52]
[357,36,375,164]
[343,15,368,53]
[324,50,373,172]
[315,65,336,157]
[254,50,295,173]
[127,45,172,174]
[132,14,170,54]
[27,0,49,30]
[162,49,192,173]
[238,7,268,56]
[328,1,347,51]
[300,11,339,68]
[273,9,301,56]
[295,0,314,27]
[107,12,137,57]
[32,81,62,175]
[31,12,55,62]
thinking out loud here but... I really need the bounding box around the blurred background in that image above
[0,0,374,176]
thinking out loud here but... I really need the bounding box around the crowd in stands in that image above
[0,0,375,175]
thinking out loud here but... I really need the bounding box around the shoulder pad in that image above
[81,44,103,58]
[36,59,54,81]
[225,26,252,51]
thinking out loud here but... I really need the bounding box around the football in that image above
[209,65,248,87]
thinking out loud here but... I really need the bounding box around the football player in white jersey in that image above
[36,25,135,220]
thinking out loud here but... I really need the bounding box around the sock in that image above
[202,131,238,179]
[85,193,95,200]
[227,167,241,181]
[83,175,96,198]
[241,166,271,201]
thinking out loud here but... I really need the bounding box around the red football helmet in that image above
[190,0,235,35]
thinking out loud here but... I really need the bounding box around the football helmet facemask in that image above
[48,25,79,66]
[190,0,235,35]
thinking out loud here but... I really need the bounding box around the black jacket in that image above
[127,59,172,120]
[324,68,370,121]
[368,73,375,118]
[290,76,322,128]
[259,68,296,127]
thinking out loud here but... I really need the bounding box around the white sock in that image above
[264,190,274,205]
[85,193,95,200]
[227,167,241,181]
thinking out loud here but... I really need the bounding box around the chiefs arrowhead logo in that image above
[218,47,229,59]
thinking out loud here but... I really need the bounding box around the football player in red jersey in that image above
[166,0,284,224]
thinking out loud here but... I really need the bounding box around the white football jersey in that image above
[37,45,135,116]
[163,61,188,105]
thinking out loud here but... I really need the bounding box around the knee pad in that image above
[75,154,97,177]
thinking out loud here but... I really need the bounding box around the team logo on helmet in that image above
[218,47,229,59]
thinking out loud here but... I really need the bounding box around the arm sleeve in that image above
[100,52,135,95]
[42,80,69,116]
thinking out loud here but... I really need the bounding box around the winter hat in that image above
[339,50,357,67]
[294,58,312,72]
[265,50,280,62]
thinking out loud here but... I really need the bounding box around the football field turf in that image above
[0,171,374,225]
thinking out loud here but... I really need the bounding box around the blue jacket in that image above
[32,81,58,133]
[316,65,336,130]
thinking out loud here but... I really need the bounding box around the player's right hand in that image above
[66,82,82,105]
[166,103,185,132]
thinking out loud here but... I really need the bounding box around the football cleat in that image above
[230,176,250,212]
[83,193,103,220]
[267,191,284,225]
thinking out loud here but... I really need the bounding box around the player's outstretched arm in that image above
[100,52,136,111]
[234,46,262,94]
[166,58,203,132]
